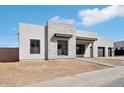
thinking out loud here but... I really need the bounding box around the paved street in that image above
[102,77,124,87]
[24,66,124,87]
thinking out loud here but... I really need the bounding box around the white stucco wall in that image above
[47,21,76,59]
[76,30,98,39]
[93,38,114,57]
[19,23,45,60]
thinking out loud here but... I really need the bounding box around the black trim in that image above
[30,39,40,54]
[76,36,97,41]
[54,33,72,38]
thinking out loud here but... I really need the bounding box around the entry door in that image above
[76,44,85,56]
[98,47,105,57]
[108,48,112,56]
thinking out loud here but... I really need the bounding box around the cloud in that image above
[49,16,75,25]
[78,5,124,26]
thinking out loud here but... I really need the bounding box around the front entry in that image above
[76,44,85,57]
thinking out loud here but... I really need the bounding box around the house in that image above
[114,41,124,56]
[19,21,114,61]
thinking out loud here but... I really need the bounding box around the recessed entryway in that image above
[76,44,85,57]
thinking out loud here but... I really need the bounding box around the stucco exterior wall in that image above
[76,30,98,39]
[76,30,98,57]
[0,48,19,62]
[19,23,45,60]
[47,22,76,59]
[93,38,114,57]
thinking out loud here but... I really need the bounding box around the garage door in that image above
[98,47,105,57]
[108,48,112,56]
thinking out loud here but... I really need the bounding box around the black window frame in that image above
[30,39,40,54]
[57,40,68,56]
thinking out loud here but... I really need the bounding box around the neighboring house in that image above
[19,21,114,61]
[114,41,124,56]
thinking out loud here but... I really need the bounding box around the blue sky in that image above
[0,5,124,47]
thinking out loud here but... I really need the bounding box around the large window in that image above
[30,39,40,54]
[57,41,68,55]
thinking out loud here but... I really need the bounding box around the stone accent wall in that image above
[47,22,76,59]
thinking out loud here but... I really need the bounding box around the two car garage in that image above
[98,47,112,57]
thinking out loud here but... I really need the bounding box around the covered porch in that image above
[76,37,97,58]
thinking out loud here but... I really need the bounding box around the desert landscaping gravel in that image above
[0,59,107,87]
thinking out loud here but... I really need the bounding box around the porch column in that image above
[91,42,94,58]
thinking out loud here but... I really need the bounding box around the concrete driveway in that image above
[24,66,124,87]
[105,56,124,61]
[102,77,124,87]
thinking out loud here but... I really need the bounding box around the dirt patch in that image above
[0,59,107,86]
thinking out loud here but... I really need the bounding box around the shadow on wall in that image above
[0,48,19,62]
[50,35,57,42]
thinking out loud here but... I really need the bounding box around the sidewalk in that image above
[24,66,124,87]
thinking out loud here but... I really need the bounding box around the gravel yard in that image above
[0,59,107,87]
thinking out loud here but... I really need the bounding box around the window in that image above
[30,39,40,54]
[57,41,68,55]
